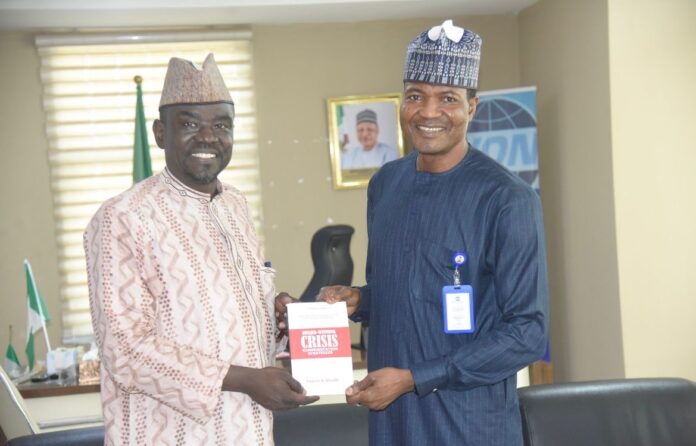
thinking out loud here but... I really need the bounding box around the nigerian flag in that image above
[4,332,23,378]
[337,105,347,152]
[24,260,50,371]
[133,76,153,183]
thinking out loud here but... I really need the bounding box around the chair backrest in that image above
[0,367,40,439]
[274,403,368,446]
[299,225,354,302]
[518,378,696,446]
[7,426,104,446]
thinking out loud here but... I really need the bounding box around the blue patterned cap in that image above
[403,20,482,89]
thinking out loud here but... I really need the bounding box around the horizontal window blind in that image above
[36,31,263,343]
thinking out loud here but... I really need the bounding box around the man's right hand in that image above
[222,366,319,410]
[317,285,361,317]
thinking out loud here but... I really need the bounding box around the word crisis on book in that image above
[289,327,351,359]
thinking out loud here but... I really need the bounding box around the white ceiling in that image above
[0,0,537,31]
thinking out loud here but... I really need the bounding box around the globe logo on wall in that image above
[468,88,539,190]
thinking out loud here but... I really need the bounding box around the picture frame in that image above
[327,93,405,189]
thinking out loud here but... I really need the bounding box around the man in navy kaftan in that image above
[317,20,549,445]
[351,148,548,445]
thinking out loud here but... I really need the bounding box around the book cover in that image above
[287,302,353,395]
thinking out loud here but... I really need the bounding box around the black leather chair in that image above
[518,378,696,446]
[274,404,368,446]
[6,405,366,446]
[7,426,104,446]
[299,225,354,302]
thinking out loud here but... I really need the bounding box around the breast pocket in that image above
[411,240,472,304]
[409,240,477,350]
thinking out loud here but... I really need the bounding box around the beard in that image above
[191,170,218,183]
[182,152,224,184]
[185,162,222,184]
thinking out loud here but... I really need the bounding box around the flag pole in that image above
[23,259,52,352]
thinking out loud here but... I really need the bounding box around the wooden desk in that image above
[17,378,99,399]
[17,348,369,400]
[16,350,546,400]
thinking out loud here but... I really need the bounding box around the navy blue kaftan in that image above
[352,148,549,446]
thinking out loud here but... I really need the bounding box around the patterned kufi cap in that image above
[403,20,482,89]
[356,109,378,125]
[159,53,234,109]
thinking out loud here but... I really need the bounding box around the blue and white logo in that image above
[453,252,467,266]
[469,87,539,191]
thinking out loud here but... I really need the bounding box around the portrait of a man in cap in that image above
[341,108,399,170]
[315,20,549,445]
[85,53,316,446]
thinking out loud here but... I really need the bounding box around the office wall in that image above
[0,16,520,363]
[252,16,521,296]
[0,33,62,363]
[5,7,692,384]
[519,0,626,382]
[608,0,696,380]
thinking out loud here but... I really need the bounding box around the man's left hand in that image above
[274,292,295,336]
[345,367,415,411]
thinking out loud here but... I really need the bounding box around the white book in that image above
[287,302,354,396]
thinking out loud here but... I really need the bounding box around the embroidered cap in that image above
[159,53,234,109]
[403,20,482,89]
[356,109,378,125]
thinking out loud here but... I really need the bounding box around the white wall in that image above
[0,33,62,366]
[609,0,696,379]
[519,0,626,382]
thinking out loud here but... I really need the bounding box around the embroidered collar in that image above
[161,167,223,203]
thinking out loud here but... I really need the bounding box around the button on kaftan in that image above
[85,168,277,445]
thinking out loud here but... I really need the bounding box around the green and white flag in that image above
[337,105,347,152]
[4,326,23,378]
[24,260,51,371]
[133,77,153,183]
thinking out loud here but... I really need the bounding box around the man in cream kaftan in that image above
[85,168,279,445]
[85,54,315,446]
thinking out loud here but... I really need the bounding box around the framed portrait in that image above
[327,93,405,189]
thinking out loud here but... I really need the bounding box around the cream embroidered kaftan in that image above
[85,168,277,445]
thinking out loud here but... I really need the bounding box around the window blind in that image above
[35,31,263,343]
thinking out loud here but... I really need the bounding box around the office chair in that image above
[7,426,104,446]
[518,378,696,446]
[0,366,39,440]
[299,225,354,302]
[274,403,368,446]
[0,366,104,445]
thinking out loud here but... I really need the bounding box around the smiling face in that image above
[153,102,234,195]
[356,122,379,151]
[401,82,478,171]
